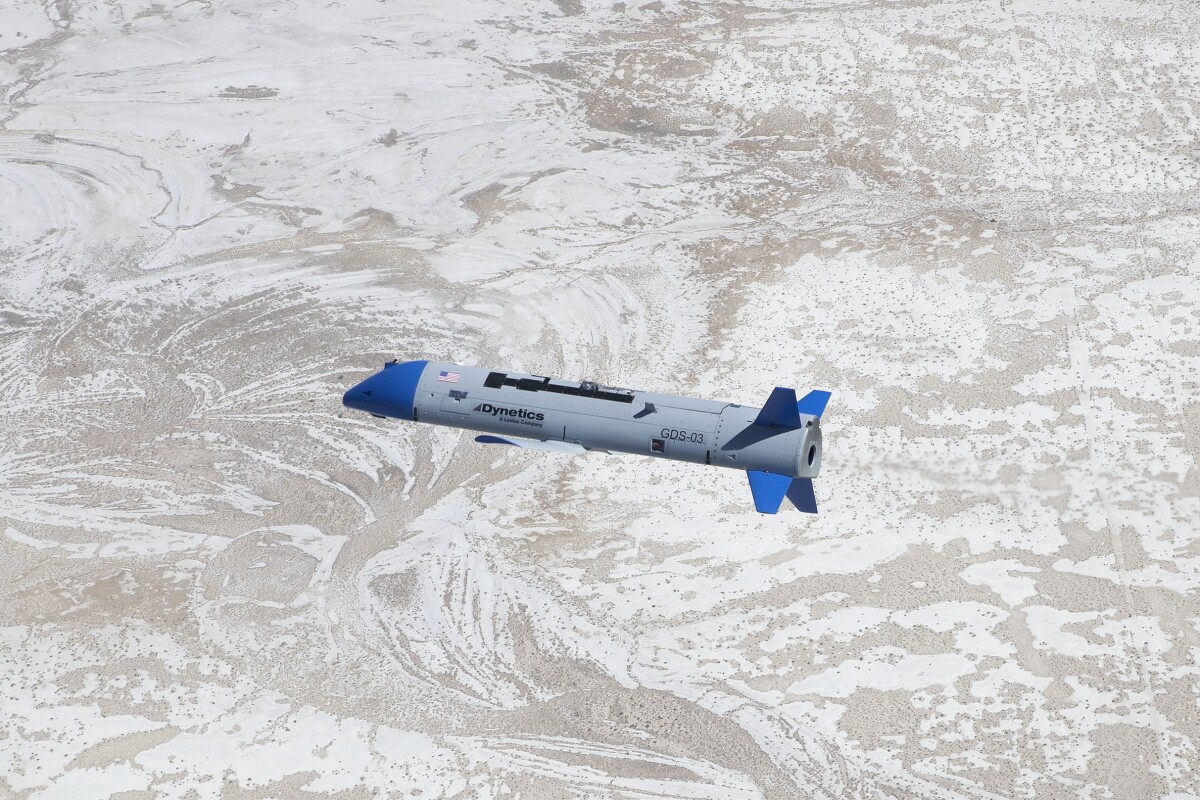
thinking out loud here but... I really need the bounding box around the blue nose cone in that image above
[342,360,428,420]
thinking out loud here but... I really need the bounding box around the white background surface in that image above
[2,0,1199,797]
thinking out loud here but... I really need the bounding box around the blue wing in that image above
[475,435,586,455]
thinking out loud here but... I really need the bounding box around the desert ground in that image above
[2,0,1199,797]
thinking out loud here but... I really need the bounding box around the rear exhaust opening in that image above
[797,425,822,477]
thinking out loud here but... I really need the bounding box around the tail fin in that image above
[747,472,819,514]
[746,387,829,514]
[796,390,832,418]
[754,387,833,428]
[754,387,801,428]
[786,477,817,514]
[747,471,792,513]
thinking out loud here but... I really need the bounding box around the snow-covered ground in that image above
[2,0,1199,797]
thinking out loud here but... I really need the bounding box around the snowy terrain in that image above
[2,0,1199,797]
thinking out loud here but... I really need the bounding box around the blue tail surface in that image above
[747,472,818,515]
[747,470,792,513]
[786,477,817,514]
[754,387,832,428]
[746,387,829,514]
[796,390,832,418]
[754,387,802,428]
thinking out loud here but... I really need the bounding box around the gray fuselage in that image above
[406,362,822,479]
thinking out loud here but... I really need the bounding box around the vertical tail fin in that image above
[786,477,817,514]
[796,390,832,418]
[747,389,829,514]
[747,471,791,513]
[747,472,818,514]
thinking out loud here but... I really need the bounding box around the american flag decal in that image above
[437,370,460,383]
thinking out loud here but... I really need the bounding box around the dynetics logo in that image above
[474,403,545,421]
